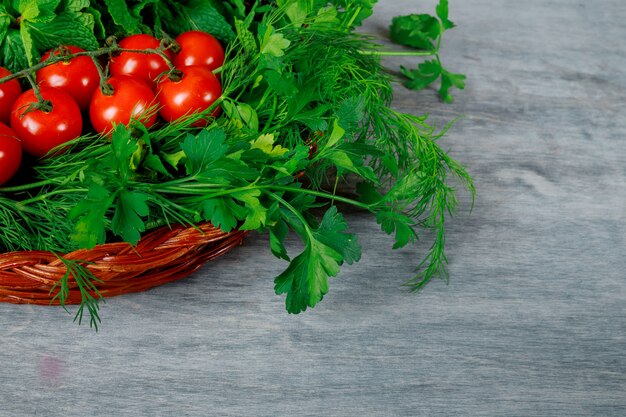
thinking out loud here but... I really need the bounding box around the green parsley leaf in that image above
[439,69,466,103]
[232,189,267,230]
[250,134,289,157]
[400,59,441,91]
[269,218,290,261]
[377,210,418,250]
[390,14,440,51]
[274,238,342,314]
[181,129,228,175]
[202,198,247,233]
[274,206,360,313]
[111,190,151,245]
[69,183,114,249]
[259,24,291,57]
[436,0,455,30]
[314,206,361,265]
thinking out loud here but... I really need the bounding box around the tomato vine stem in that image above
[0,44,178,86]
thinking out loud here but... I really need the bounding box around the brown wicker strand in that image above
[0,223,248,305]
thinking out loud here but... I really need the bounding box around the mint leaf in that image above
[28,11,99,53]
[111,190,150,245]
[103,0,141,34]
[0,30,28,73]
[20,23,36,66]
[390,14,440,51]
[0,5,11,41]
[161,0,235,42]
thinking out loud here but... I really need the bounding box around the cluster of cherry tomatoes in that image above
[0,31,224,185]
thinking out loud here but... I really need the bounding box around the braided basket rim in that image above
[0,222,247,305]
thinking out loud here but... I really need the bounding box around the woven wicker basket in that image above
[0,222,247,305]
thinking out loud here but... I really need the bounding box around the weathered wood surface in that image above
[1,1,624,415]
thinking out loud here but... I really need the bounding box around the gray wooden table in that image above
[1,1,625,416]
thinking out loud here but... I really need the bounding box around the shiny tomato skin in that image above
[0,122,22,185]
[109,34,173,89]
[173,31,225,71]
[36,46,100,111]
[0,67,22,125]
[90,76,157,135]
[10,87,82,158]
[156,66,222,126]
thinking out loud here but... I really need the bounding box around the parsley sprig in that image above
[389,0,466,102]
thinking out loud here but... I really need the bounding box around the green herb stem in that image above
[363,50,435,57]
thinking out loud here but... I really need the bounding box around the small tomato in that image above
[0,122,22,185]
[10,87,82,158]
[36,46,100,111]
[0,67,22,125]
[90,76,157,135]
[156,66,222,126]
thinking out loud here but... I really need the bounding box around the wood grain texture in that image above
[1,1,625,416]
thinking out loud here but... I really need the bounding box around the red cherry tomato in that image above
[90,76,157,135]
[36,46,100,111]
[10,87,82,158]
[173,31,225,71]
[109,34,173,89]
[0,67,22,126]
[156,66,222,126]
[0,122,22,185]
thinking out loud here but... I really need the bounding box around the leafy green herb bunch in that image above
[0,0,473,327]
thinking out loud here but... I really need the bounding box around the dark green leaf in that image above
[269,218,289,261]
[0,30,28,73]
[274,238,342,314]
[28,11,99,53]
[0,5,11,41]
[103,0,141,34]
[161,0,235,42]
